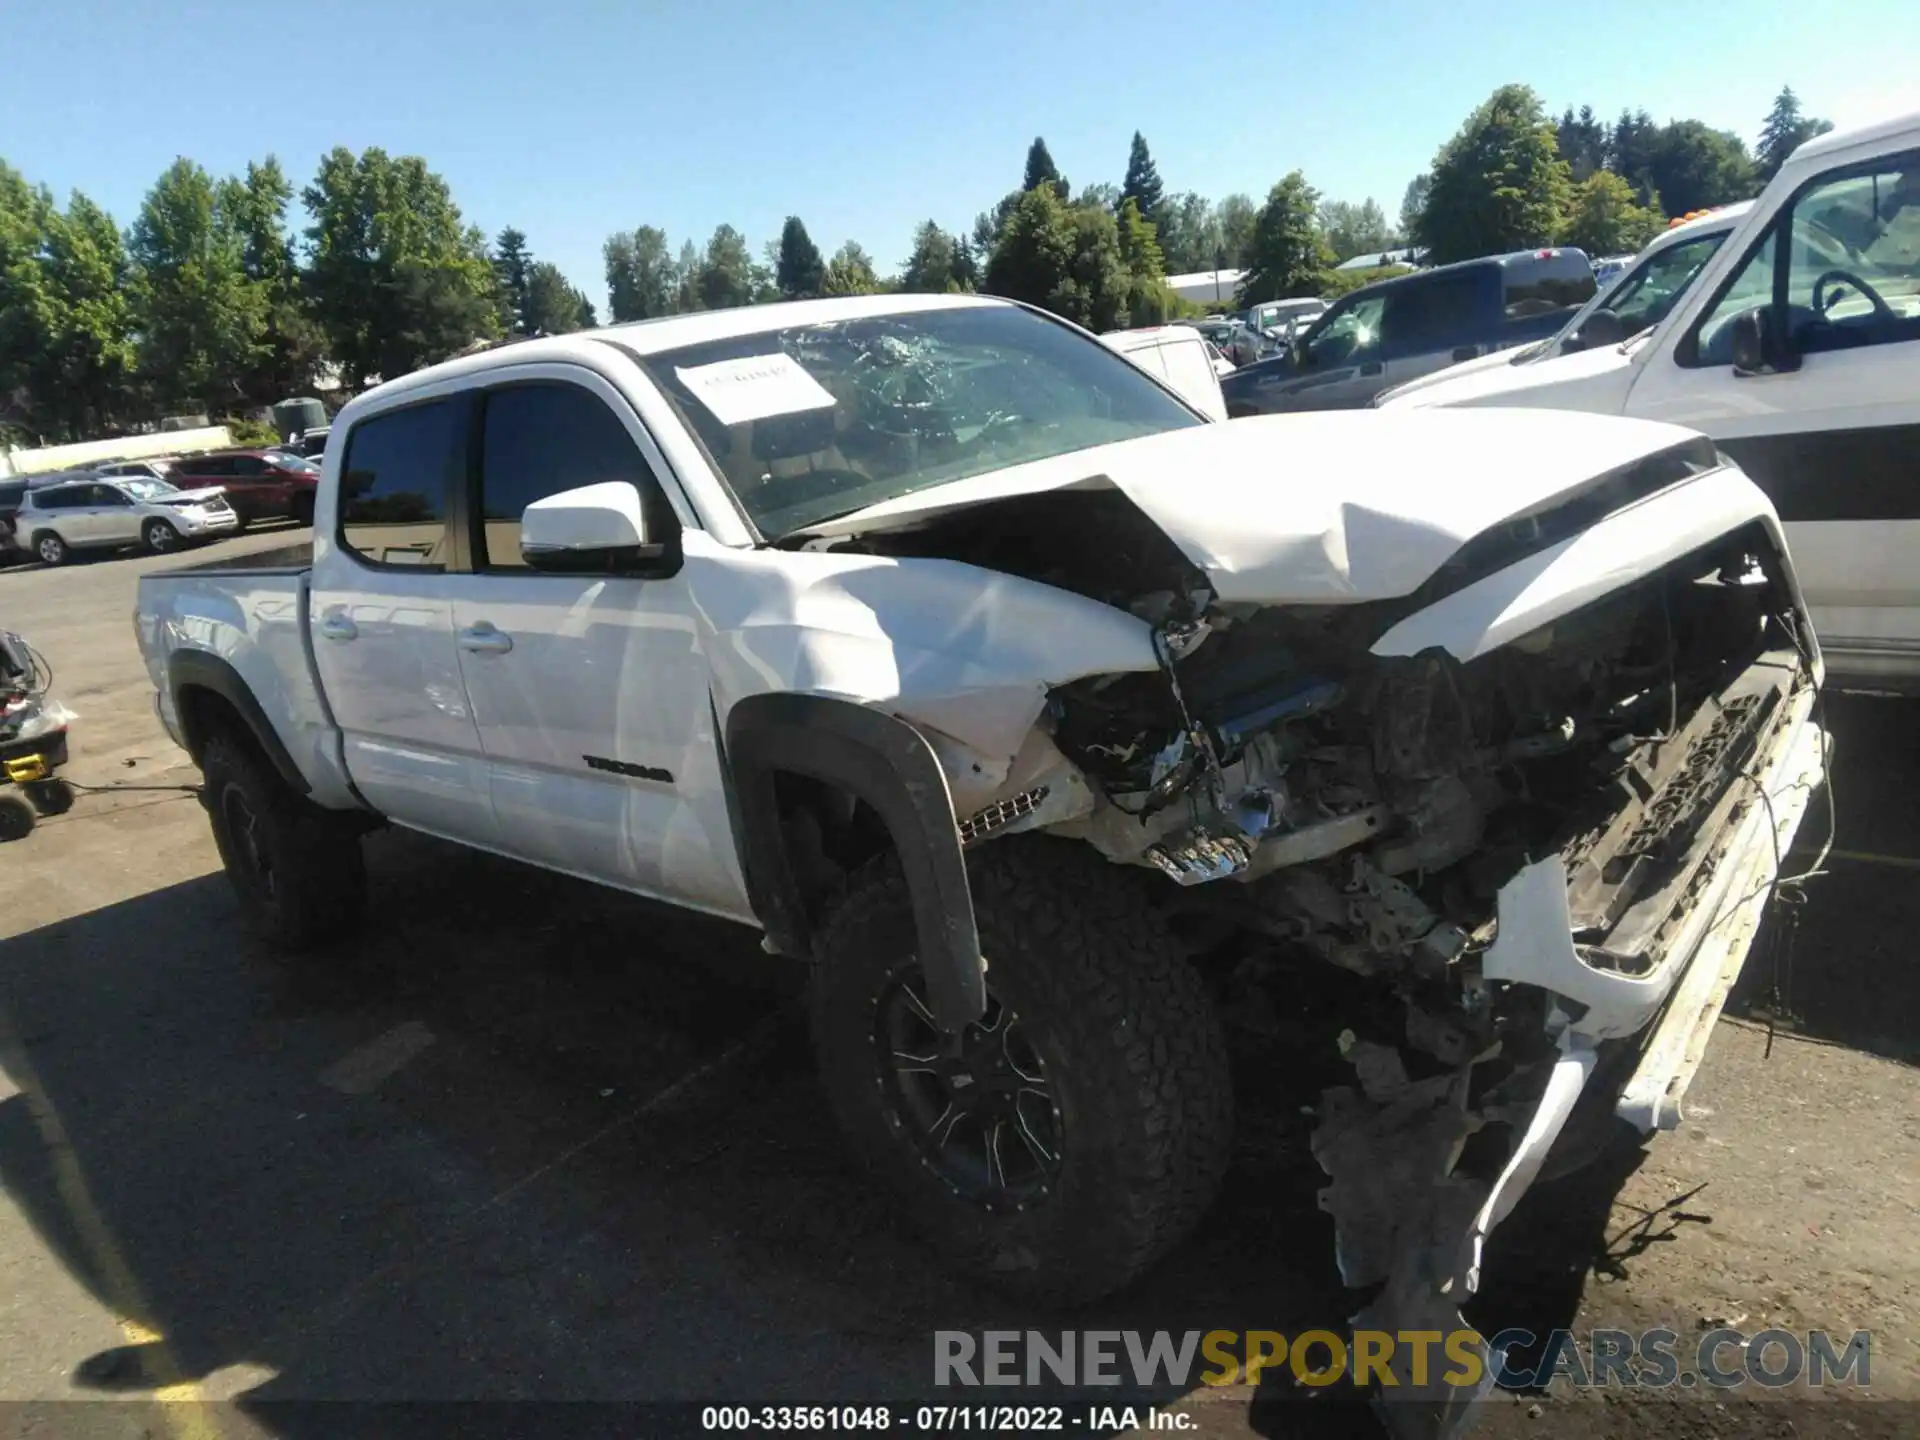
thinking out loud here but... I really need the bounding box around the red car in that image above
[164,449,321,528]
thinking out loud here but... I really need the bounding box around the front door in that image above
[86,484,142,544]
[308,393,500,846]
[441,369,747,919]
[1628,146,1920,681]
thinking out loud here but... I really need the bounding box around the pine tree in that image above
[775,215,826,298]
[493,227,533,334]
[1022,138,1070,201]
[1756,86,1834,182]
[1120,132,1166,228]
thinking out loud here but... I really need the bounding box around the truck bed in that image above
[156,538,313,576]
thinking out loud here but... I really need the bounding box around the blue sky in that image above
[5,0,1916,308]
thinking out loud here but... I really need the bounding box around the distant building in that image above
[1334,247,1427,272]
[1165,268,1245,305]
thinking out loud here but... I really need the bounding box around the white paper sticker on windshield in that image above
[674,352,836,427]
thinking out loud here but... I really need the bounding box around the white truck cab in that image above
[1099,324,1230,419]
[1384,110,1920,690]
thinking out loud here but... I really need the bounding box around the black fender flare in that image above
[168,650,311,796]
[723,692,984,1031]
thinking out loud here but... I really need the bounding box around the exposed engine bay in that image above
[843,462,1823,1432]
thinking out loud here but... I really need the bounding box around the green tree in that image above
[1648,121,1756,215]
[1156,192,1221,273]
[901,220,963,293]
[1022,138,1070,201]
[28,193,138,438]
[950,233,980,291]
[1610,108,1660,198]
[1074,182,1120,211]
[1120,132,1166,227]
[1114,197,1172,326]
[523,260,589,335]
[220,157,322,405]
[302,147,500,387]
[775,215,825,298]
[1059,204,1130,332]
[1416,84,1572,263]
[131,157,266,414]
[1319,198,1393,262]
[1398,174,1430,240]
[603,225,678,321]
[1236,172,1333,306]
[0,162,58,433]
[695,224,756,310]
[821,241,880,296]
[492,227,533,334]
[674,239,704,312]
[1320,264,1413,299]
[1756,86,1833,182]
[1215,193,1257,268]
[1560,171,1663,256]
[983,185,1079,317]
[1556,105,1609,182]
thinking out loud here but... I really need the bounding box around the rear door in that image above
[1626,145,1920,682]
[1376,266,1495,387]
[441,369,745,916]
[307,394,501,845]
[221,455,279,519]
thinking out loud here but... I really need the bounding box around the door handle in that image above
[1452,345,1479,361]
[317,613,358,642]
[1358,360,1384,377]
[458,623,514,655]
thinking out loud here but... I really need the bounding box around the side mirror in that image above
[520,481,673,575]
[1567,307,1627,353]
[1730,310,1767,375]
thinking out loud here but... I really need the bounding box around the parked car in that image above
[1241,298,1326,337]
[91,458,179,482]
[1100,324,1229,419]
[1377,204,1755,403]
[163,449,321,528]
[1,472,90,562]
[17,474,238,564]
[1222,247,1598,415]
[136,294,1825,1352]
[1381,109,1920,691]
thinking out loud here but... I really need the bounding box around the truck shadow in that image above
[0,705,1910,1437]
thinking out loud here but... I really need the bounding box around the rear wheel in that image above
[201,731,366,949]
[810,838,1233,1305]
[33,531,68,566]
[23,780,73,816]
[142,518,181,554]
[0,791,35,841]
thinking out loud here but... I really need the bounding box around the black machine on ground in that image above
[0,631,74,840]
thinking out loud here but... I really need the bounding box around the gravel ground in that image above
[0,532,1913,1438]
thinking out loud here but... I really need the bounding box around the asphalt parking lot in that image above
[0,531,1915,1438]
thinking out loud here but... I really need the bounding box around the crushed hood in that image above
[813,408,1703,605]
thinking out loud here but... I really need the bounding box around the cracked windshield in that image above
[638,305,1200,537]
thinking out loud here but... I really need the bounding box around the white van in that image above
[1382,110,1920,690]
[1101,325,1230,420]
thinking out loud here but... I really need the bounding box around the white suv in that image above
[18,475,239,564]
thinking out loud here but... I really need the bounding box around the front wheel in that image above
[810,838,1233,1305]
[33,531,68,566]
[201,732,366,949]
[142,518,181,554]
[0,792,34,841]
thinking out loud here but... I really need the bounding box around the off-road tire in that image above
[810,837,1233,1306]
[201,731,366,949]
[142,518,182,554]
[0,791,35,841]
[23,780,74,816]
[32,531,68,566]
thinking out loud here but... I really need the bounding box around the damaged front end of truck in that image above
[807,413,1828,1432]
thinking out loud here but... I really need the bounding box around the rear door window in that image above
[1380,271,1486,353]
[1504,254,1598,318]
[338,399,460,569]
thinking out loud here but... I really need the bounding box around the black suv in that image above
[1222,248,1597,416]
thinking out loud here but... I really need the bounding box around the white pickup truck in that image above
[1383,109,1920,692]
[135,294,1826,1385]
